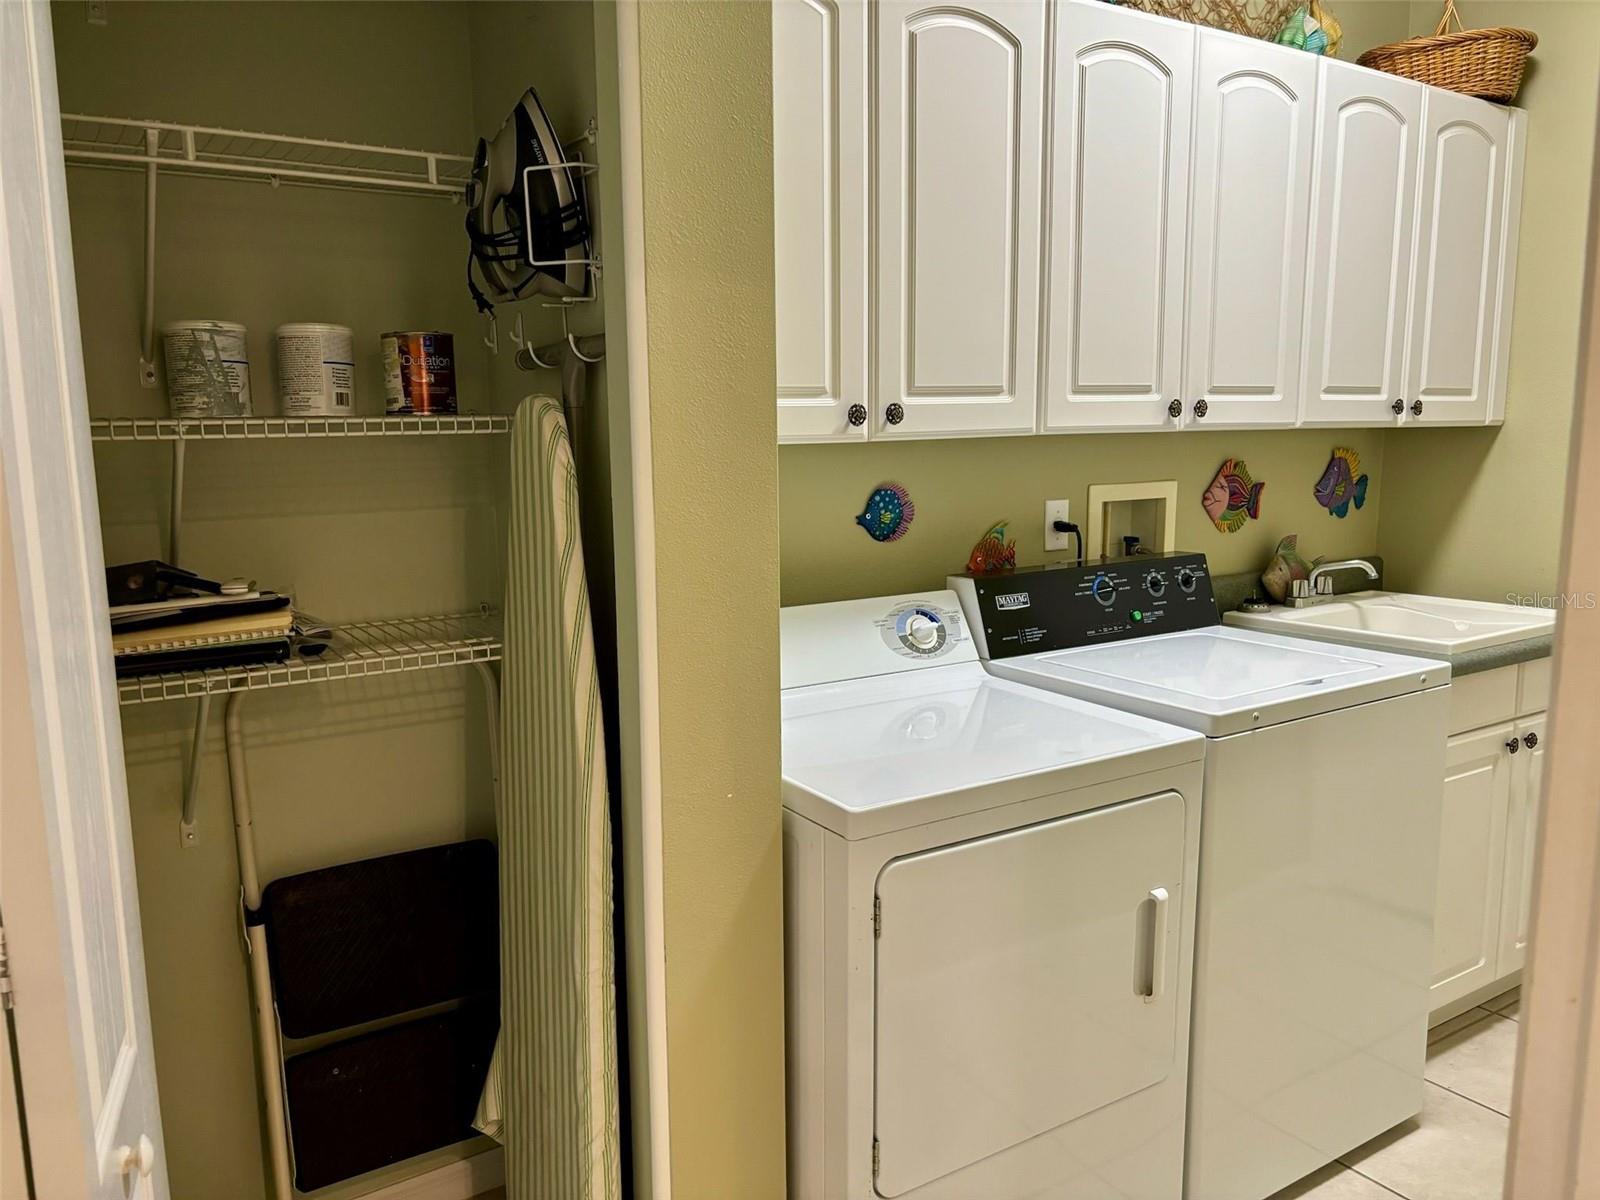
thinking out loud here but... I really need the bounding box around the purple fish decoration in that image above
[1314,447,1369,518]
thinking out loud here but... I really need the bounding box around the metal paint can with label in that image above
[161,320,252,418]
[275,323,356,415]
[382,331,457,414]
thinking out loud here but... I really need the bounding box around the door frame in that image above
[1506,96,1600,1196]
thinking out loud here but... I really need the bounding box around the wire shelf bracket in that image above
[135,612,502,848]
[60,115,473,390]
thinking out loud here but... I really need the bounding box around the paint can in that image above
[161,320,252,418]
[382,331,457,414]
[275,323,356,416]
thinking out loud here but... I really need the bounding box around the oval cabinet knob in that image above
[1506,737,1521,755]
[1411,399,1424,417]
[1524,731,1539,750]
[846,403,867,427]
[1192,398,1208,419]
[884,402,905,426]
[1167,398,1182,419]
[1391,399,1404,416]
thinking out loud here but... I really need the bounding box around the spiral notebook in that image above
[113,608,295,678]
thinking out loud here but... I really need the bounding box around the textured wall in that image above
[635,2,789,1196]
[1377,1,1600,601]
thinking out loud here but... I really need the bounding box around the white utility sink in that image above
[1223,591,1556,658]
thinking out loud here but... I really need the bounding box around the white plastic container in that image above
[275,323,356,416]
[161,320,252,417]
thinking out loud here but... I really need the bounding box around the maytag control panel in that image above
[949,552,1219,658]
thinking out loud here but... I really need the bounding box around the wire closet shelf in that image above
[90,414,512,442]
[118,611,502,705]
[60,115,473,196]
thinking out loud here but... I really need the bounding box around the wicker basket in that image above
[1357,0,1536,102]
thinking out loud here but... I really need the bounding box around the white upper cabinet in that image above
[875,0,1046,437]
[1044,2,1194,432]
[1183,33,1316,428]
[773,0,870,441]
[1300,58,1422,427]
[1403,89,1510,426]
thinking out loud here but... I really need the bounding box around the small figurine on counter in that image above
[1260,534,1318,604]
[966,521,1017,573]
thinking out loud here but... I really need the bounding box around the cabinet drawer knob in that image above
[1167,399,1182,419]
[884,402,905,426]
[1506,737,1521,755]
[1192,398,1209,419]
[847,403,867,427]
[1411,399,1424,417]
[1391,399,1404,416]
[1524,732,1539,750]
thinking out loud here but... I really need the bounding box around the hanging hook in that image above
[562,308,605,364]
[482,312,498,354]
[508,312,526,351]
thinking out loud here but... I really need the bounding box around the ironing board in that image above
[476,394,620,1198]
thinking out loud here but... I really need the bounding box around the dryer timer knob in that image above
[1176,569,1197,593]
[905,613,941,649]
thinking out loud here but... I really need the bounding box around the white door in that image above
[1497,713,1546,974]
[1430,723,1514,1010]
[1043,1,1194,432]
[1403,89,1508,427]
[876,0,1045,437]
[1300,58,1421,427]
[0,4,168,1197]
[1183,33,1315,428]
[774,0,870,442]
[874,792,1185,1197]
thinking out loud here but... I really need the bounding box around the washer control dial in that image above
[886,605,955,657]
[1091,573,1117,607]
[1144,571,1166,597]
[1176,568,1198,594]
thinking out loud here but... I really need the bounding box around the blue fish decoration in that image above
[856,482,915,542]
[1314,447,1370,519]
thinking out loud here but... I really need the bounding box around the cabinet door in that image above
[1431,723,1514,1010]
[774,0,870,442]
[1043,1,1194,431]
[1403,90,1509,427]
[1183,33,1315,428]
[876,0,1045,437]
[1487,109,1527,425]
[1497,712,1546,974]
[1300,59,1421,427]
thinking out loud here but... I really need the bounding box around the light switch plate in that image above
[1044,500,1072,552]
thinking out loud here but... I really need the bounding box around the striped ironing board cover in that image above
[475,395,620,1199]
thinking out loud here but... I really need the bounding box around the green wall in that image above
[781,431,1386,604]
[633,3,790,1195]
[1377,0,1600,601]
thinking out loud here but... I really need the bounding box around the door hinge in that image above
[872,896,882,938]
[0,924,14,1010]
[872,1138,880,1177]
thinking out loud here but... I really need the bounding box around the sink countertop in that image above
[1440,632,1553,677]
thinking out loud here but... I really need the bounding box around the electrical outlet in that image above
[86,0,109,25]
[1044,500,1073,552]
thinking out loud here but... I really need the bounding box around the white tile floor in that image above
[1268,987,1522,1200]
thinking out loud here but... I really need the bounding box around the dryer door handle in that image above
[1144,886,1171,1003]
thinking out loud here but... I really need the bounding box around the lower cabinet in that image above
[1430,661,1549,1015]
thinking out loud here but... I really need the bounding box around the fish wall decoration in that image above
[1314,447,1369,518]
[856,482,915,542]
[1203,458,1265,533]
[966,520,1017,573]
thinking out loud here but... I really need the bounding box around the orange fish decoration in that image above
[967,520,1017,573]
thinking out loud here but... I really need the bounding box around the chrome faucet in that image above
[1287,559,1380,608]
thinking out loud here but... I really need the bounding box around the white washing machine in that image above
[950,555,1451,1200]
[781,592,1206,1199]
